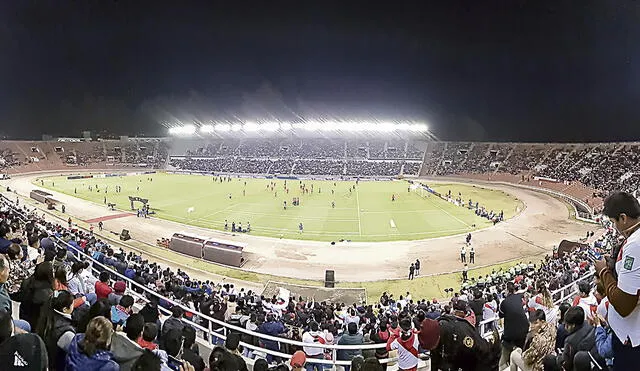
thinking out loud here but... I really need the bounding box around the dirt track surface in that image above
[6,172,594,282]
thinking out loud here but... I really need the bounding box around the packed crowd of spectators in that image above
[170,158,421,177]
[423,141,640,195]
[0,147,21,171]
[182,139,426,161]
[2,188,637,370]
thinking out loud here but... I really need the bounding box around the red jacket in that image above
[95,281,113,299]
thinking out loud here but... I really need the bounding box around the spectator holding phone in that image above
[594,192,640,370]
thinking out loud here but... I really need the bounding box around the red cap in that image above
[418,318,441,350]
[290,351,306,368]
[113,281,126,293]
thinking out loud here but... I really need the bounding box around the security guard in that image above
[419,314,501,371]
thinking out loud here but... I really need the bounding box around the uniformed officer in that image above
[418,314,501,371]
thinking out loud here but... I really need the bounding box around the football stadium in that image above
[0,129,623,369]
[2,4,638,370]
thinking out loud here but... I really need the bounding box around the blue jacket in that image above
[124,268,136,280]
[65,334,119,371]
[595,326,614,366]
[258,320,286,349]
[111,306,130,327]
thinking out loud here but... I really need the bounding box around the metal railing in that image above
[478,270,596,338]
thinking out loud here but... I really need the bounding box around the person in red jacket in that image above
[94,271,113,300]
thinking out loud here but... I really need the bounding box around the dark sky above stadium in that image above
[1,1,639,142]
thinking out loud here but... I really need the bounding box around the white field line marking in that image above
[390,219,397,229]
[426,196,473,229]
[355,186,363,235]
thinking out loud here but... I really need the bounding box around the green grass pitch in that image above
[37,173,523,242]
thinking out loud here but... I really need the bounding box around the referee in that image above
[594,191,640,370]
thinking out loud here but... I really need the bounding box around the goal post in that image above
[411,183,429,198]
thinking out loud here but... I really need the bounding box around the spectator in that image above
[0,309,48,370]
[110,313,145,371]
[595,191,640,370]
[160,306,185,350]
[137,322,159,350]
[257,313,286,364]
[11,261,55,331]
[108,281,127,306]
[555,302,572,351]
[182,326,206,371]
[544,306,602,371]
[5,243,32,295]
[338,322,364,368]
[139,296,161,325]
[508,309,555,371]
[290,350,307,371]
[573,281,597,320]
[65,316,119,371]
[206,346,239,371]
[77,299,112,333]
[361,357,384,371]
[95,272,113,300]
[0,255,11,313]
[37,289,76,371]
[131,349,162,371]
[499,282,529,369]
[111,295,134,328]
[386,318,419,371]
[591,312,614,368]
[302,321,326,371]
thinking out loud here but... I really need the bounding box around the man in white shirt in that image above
[302,321,326,371]
[594,192,640,370]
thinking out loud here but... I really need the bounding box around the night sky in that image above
[1,1,639,142]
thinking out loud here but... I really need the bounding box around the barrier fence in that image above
[1,194,597,368]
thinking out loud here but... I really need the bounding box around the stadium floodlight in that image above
[244,122,259,132]
[169,125,196,135]
[215,124,231,132]
[396,123,410,131]
[410,123,428,132]
[231,124,242,132]
[262,122,279,132]
[280,122,293,131]
[323,121,339,131]
[305,121,322,131]
[200,125,214,133]
[379,122,396,132]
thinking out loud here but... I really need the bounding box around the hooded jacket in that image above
[0,333,48,371]
[258,320,286,350]
[43,311,75,371]
[65,334,119,371]
[337,332,364,361]
[560,323,599,371]
[160,317,184,350]
[11,277,53,330]
[109,331,144,371]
